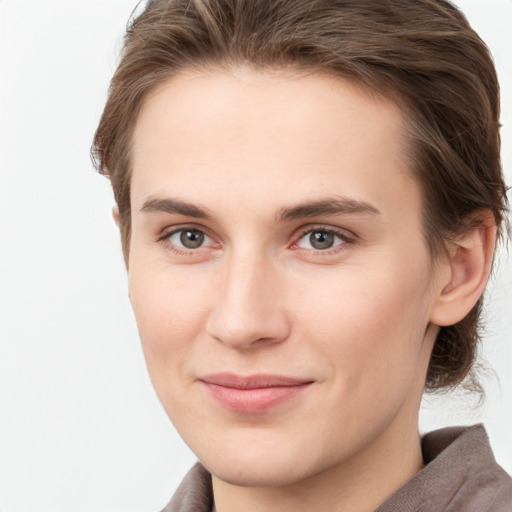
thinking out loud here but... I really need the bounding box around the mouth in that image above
[199,373,314,413]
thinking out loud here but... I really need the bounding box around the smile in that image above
[199,373,314,413]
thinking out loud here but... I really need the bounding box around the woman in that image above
[92,0,511,510]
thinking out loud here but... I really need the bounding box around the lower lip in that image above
[201,382,312,413]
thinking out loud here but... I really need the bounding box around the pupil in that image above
[180,230,204,249]
[310,231,334,250]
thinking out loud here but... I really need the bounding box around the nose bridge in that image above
[206,247,290,348]
[228,249,269,306]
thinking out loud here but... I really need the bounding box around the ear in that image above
[430,212,497,327]
[112,205,120,227]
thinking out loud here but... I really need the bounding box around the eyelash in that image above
[157,224,356,257]
[291,225,356,254]
[157,225,217,257]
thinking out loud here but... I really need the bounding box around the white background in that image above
[0,1,510,511]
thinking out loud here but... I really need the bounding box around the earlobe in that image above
[430,212,497,327]
[112,205,120,227]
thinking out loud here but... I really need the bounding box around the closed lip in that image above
[198,373,314,413]
[199,372,314,389]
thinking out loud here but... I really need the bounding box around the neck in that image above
[211,416,424,512]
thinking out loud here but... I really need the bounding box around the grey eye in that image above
[296,229,348,251]
[309,231,335,250]
[170,229,207,249]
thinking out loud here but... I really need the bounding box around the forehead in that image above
[131,67,417,222]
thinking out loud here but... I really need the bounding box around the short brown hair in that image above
[92,0,508,391]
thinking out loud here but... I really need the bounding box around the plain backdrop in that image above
[0,1,511,511]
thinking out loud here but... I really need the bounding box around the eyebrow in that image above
[140,195,380,222]
[140,196,211,219]
[276,197,380,222]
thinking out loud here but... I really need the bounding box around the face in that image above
[128,67,442,487]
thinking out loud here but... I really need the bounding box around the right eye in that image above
[168,228,212,250]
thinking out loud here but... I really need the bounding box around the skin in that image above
[126,67,494,512]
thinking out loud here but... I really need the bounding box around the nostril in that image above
[205,260,291,348]
[206,310,291,350]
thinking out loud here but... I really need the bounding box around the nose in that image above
[205,252,291,350]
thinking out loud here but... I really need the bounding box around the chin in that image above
[189,428,332,488]
[206,454,316,488]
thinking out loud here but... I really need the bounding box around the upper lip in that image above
[199,373,314,389]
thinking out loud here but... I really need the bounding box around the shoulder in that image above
[160,462,213,512]
[377,424,512,512]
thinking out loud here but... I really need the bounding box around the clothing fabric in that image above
[161,424,512,512]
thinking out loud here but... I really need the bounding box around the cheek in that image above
[127,260,213,384]
[293,255,434,386]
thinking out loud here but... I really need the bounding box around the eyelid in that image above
[157,224,220,254]
[290,224,357,251]
[158,223,212,241]
[155,222,356,256]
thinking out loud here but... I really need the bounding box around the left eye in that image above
[169,229,211,249]
[296,229,348,250]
